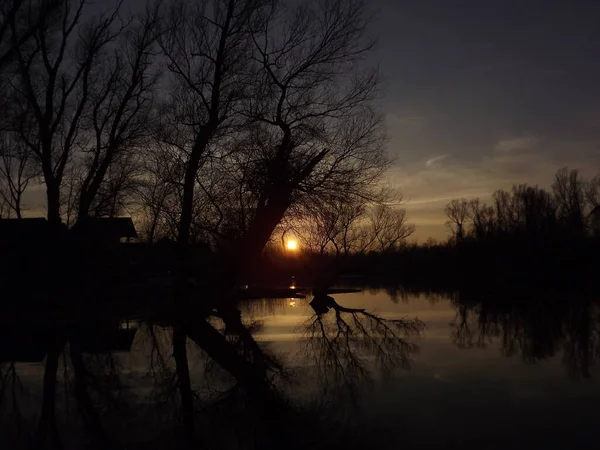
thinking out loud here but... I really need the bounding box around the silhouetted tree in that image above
[585,174,600,237]
[511,184,557,239]
[445,198,470,242]
[9,0,125,224]
[0,131,35,218]
[367,203,414,253]
[75,1,161,222]
[0,0,60,71]
[292,196,414,256]
[553,167,586,239]
[302,296,423,398]
[158,0,260,253]
[469,198,496,241]
[296,200,345,255]
[492,188,515,235]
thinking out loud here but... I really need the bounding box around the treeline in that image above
[445,167,600,245]
[315,167,600,289]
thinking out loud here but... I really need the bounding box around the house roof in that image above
[71,217,138,239]
[0,218,51,243]
[0,217,138,243]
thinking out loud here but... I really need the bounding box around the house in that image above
[0,217,137,246]
[0,217,52,249]
[71,217,138,246]
[0,218,54,279]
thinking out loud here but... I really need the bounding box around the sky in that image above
[373,0,600,241]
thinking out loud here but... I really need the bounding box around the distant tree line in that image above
[332,167,600,288]
[445,167,600,245]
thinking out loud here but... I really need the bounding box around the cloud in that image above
[494,136,540,153]
[425,154,450,168]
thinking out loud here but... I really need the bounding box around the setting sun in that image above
[286,239,298,251]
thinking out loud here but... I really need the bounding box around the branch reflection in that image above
[451,291,600,378]
[300,294,424,399]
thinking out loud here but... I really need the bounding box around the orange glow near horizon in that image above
[286,239,298,251]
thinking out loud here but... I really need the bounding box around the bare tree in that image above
[234,0,387,268]
[293,193,371,256]
[158,0,260,252]
[135,144,183,243]
[294,199,350,255]
[552,167,586,238]
[288,191,413,256]
[9,0,125,224]
[332,199,370,255]
[0,0,60,72]
[366,203,414,253]
[469,198,496,240]
[0,131,35,218]
[302,295,424,398]
[492,189,514,234]
[296,210,338,255]
[585,174,600,237]
[586,174,600,210]
[512,184,557,237]
[445,198,470,242]
[76,2,161,222]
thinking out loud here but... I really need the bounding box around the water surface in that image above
[2,288,599,449]
[243,288,600,450]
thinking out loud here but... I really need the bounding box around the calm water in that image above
[243,289,600,449]
[3,288,600,449]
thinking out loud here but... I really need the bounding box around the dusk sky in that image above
[373,0,600,241]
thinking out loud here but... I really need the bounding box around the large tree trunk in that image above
[77,192,92,223]
[173,328,195,437]
[69,344,107,441]
[45,177,61,225]
[173,131,213,433]
[184,319,274,402]
[177,134,211,252]
[35,340,63,450]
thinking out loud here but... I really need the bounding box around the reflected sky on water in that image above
[241,289,600,449]
[3,288,600,449]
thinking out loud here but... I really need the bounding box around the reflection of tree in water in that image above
[301,301,424,399]
[0,296,423,449]
[239,294,424,397]
[0,362,24,443]
[365,284,449,305]
[451,292,600,377]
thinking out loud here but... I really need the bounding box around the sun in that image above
[286,239,298,251]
